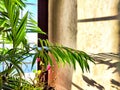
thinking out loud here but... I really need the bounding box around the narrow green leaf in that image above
[15,12,28,47]
[49,47,60,63]
[31,54,37,69]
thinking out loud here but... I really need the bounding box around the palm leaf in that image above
[31,54,38,69]
[14,12,28,47]
[14,0,26,9]
[36,39,94,72]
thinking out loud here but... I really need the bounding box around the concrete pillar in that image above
[48,0,77,90]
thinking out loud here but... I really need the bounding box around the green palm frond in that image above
[14,12,28,47]
[32,39,94,72]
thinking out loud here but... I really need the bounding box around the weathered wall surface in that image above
[48,0,77,90]
[72,0,120,90]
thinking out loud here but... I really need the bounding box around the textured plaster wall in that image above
[72,0,120,90]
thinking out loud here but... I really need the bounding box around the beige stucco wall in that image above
[72,0,120,90]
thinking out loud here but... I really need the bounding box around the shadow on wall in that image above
[82,75,105,90]
[77,15,119,22]
[90,53,120,90]
[91,53,120,73]
[82,75,120,90]
[71,82,84,90]
[72,77,120,90]
[111,79,120,90]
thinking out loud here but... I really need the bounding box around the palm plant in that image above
[0,0,94,89]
